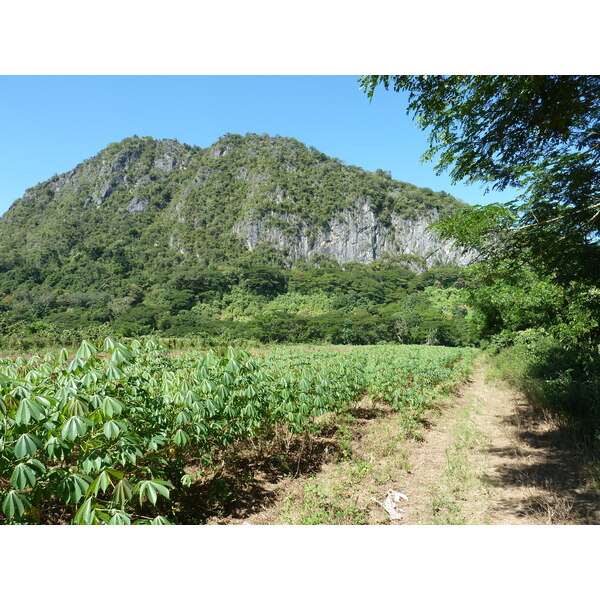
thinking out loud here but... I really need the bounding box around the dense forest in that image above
[0,253,474,348]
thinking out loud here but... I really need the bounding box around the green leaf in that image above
[200,379,214,394]
[175,410,190,425]
[14,433,41,459]
[101,396,124,418]
[172,429,189,446]
[59,473,92,504]
[105,365,124,381]
[64,396,89,417]
[111,347,130,365]
[62,473,92,504]
[225,358,240,372]
[2,490,27,520]
[10,463,37,490]
[181,473,194,487]
[67,357,86,374]
[150,515,172,525]
[81,452,104,473]
[112,478,134,506]
[14,396,46,424]
[103,337,116,351]
[73,498,96,525]
[88,470,113,496]
[10,385,31,400]
[108,511,131,525]
[0,372,15,386]
[137,479,172,506]
[61,416,88,441]
[103,420,121,439]
[45,436,70,459]
[56,385,77,402]
[76,340,97,361]
[80,371,99,387]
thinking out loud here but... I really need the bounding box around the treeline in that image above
[0,257,477,350]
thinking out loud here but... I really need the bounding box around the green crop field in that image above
[0,339,476,524]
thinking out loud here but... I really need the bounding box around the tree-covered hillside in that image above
[0,133,474,344]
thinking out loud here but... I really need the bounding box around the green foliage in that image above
[0,339,475,524]
[0,133,466,343]
[491,336,600,430]
[1,259,475,350]
[360,75,600,429]
[360,75,600,286]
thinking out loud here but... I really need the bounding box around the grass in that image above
[278,380,469,524]
[428,397,489,524]
[281,478,369,525]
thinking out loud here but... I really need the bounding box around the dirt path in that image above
[393,360,600,524]
[208,359,600,525]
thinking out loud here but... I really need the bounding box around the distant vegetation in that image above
[0,257,476,350]
[0,133,470,351]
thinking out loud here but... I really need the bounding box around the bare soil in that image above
[472,365,600,524]
[201,358,600,525]
[394,360,600,524]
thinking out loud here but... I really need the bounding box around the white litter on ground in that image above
[371,489,409,520]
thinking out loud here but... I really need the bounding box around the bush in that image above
[491,335,600,431]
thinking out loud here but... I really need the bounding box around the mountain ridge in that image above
[0,133,475,269]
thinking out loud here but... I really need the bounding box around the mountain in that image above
[0,133,475,269]
[0,134,478,338]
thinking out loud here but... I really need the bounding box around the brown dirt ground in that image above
[206,359,600,525]
[472,366,600,524]
[396,360,600,524]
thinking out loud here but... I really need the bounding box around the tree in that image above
[359,76,600,285]
[360,76,600,426]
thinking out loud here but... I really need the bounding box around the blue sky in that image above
[0,76,518,216]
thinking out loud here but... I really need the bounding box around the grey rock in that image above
[99,182,114,199]
[234,198,477,267]
[126,197,149,214]
[210,142,232,159]
[154,155,176,172]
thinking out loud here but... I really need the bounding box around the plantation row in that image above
[0,339,476,524]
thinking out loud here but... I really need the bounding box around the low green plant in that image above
[0,339,475,524]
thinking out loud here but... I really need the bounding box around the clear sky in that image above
[0,76,518,216]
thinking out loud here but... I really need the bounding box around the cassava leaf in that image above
[10,463,38,490]
[14,433,41,459]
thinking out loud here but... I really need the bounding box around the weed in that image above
[282,478,368,525]
[335,413,356,461]
[344,460,374,485]
[428,399,487,524]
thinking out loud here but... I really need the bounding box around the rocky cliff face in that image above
[1,134,479,275]
[234,198,476,267]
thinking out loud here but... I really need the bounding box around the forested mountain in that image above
[0,134,477,344]
[0,133,475,270]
